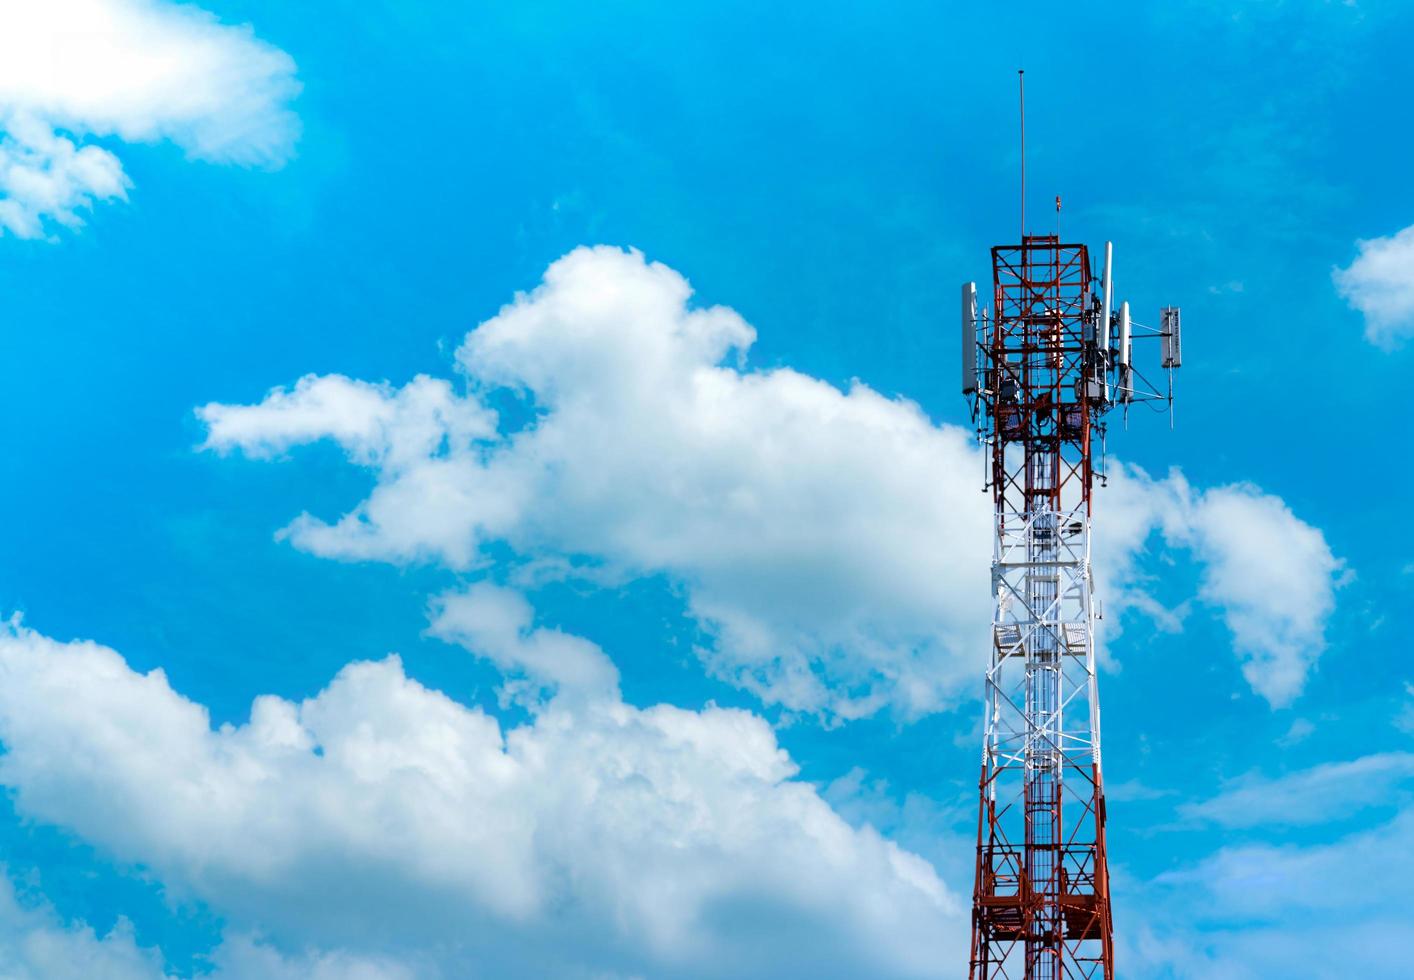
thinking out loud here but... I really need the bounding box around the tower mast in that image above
[959,90,1181,978]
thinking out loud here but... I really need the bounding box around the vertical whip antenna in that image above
[1018,69,1026,240]
[958,77,1184,980]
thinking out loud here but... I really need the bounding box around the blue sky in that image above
[0,1,1410,977]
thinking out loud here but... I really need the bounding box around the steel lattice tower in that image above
[960,233,1180,979]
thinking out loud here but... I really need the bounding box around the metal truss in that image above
[966,237,1119,980]
[972,505,1112,979]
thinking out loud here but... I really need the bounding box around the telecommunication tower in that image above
[960,73,1181,980]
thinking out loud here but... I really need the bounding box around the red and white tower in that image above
[960,233,1180,978]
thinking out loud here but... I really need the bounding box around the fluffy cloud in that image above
[428,583,622,704]
[201,246,1342,712]
[1105,467,1344,706]
[202,246,1344,712]
[0,0,298,237]
[0,112,129,238]
[0,616,960,979]
[0,874,416,980]
[0,877,167,980]
[1333,223,1414,347]
[1186,485,1342,703]
[204,245,993,718]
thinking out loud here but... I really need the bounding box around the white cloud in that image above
[0,876,167,980]
[0,0,298,237]
[1177,752,1414,828]
[0,615,961,979]
[1120,806,1414,978]
[201,374,497,470]
[821,767,974,887]
[200,246,1343,713]
[1333,223,1414,347]
[1105,467,1343,706]
[204,245,994,718]
[1188,485,1343,704]
[428,582,621,705]
[0,871,421,980]
[1118,750,1414,976]
[209,937,422,980]
[0,112,128,238]
[1275,716,1314,747]
[1103,777,1175,804]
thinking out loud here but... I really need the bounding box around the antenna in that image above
[961,282,978,396]
[1101,241,1113,379]
[958,79,1185,980]
[1018,69,1026,240]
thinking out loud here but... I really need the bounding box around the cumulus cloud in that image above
[0,874,418,980]
[0,0,298,237]
[1106,467,1344,706]
[429,582,621,705]
[200,246,1342,713]
[0,112,129,238]
[0,876,167,980]
[204,245,993,717]
[0,616,961,979]
[1333,223,1414,347]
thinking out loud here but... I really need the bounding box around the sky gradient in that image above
[0,1,1410,977]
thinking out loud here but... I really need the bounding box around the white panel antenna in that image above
[1161,306,1182,368]
[1100,242,1113,354]
[962,282,978,394]
[1118,300,1132,403]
